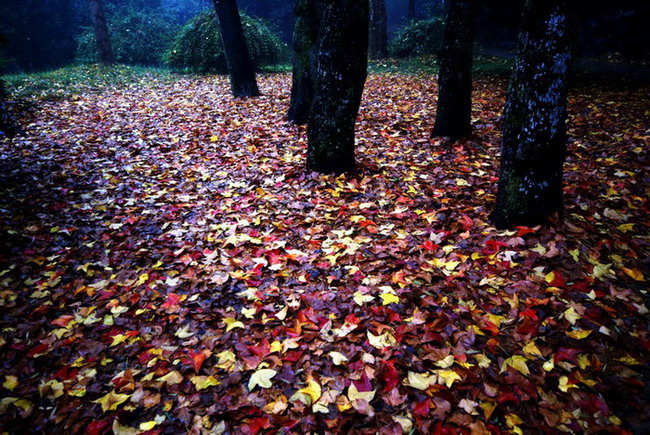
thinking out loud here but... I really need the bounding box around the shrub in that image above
[167,11,288,74]
[390,18,445,58]
[76,8,178,66]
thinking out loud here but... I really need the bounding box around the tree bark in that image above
[287,0,319,125]
[432,0,478,138]
[369,0,388,59]
[89,0,114,65]
[491,0,579,229]
[212,0,260,97]
[408,0,416,21]
[307,0,369,174]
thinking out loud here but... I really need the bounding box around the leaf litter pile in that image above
[0,73,648,434]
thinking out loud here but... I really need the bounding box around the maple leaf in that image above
[329,351,349,365]
[500,355,530,376]
[290,376,322,406]
[93,391,131,412]
[403,371,436,391]
[190,375,220,391]
[248,369,276,391]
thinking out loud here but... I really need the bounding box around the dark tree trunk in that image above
[288,0,319,125]
[212,0,260,97]
[307,0,369,174]
[491,0,579,229]
[432,0,478,138]
[369,0,388,59]
[89,0,114,65]
[408,0,416,21]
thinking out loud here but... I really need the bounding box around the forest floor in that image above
[0,69,648,433]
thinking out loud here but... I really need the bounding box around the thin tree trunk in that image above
[491,0,579,229]
[288,0,319,125]
[408,0,416,21]
[307,0,369,173]
[89,0,114,65]
[212,0,260,97]
[369,0,388,59]
[432,0,478,138]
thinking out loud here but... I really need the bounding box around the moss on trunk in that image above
[491,0,579,229]
[307,0,369,174]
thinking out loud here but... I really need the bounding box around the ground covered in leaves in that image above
[0,71,648,434]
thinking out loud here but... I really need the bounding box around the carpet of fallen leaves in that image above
[0,72,648,434]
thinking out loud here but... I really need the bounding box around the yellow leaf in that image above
[379,292,399,305]
[174,325,194,338]
[270,340,283,354]
[577,354,591,370]
[329,351,349,365]
[435,369,462,388]
[241,307,256,319]
[223,318,244,332]
[523,341,543,357]
[617,223,635,233]
[110,334,129,347]
[290,377,321,406]
[543,359,555,372]
[139,421,157,431]
[3,375,18,391]
[500,355,530,376]
[157,371,183,385]
[434,355,455,368]
[568,248,580,261]
[263,395,288,414]
[622,267,645,281]
[558,376,577,392]
[112,419,139,435]
[210,135,219,142]
[190,375,220,391]
[592,262,612,279]
[94,391,131,412]
[563,307,580,325]
[353,291,374,306]
[616,354,642,365]
[565,329,592,340]
[347,383,376,402]
[404,371,436,391]
[367,331,396,349]
[248,369,276,391]
[473,353,491,368]
[215,350,236,370]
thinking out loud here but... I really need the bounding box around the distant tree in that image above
[287,0,319,125]
[89,0,114,65]
[211,0,260,97]
[369,0,388,59]
[0,79,21,138]
[307,0,369,173]
[408,0,416,20]
[491,0,579,228]
[432,0,478,138]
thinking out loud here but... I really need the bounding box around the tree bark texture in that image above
[89,0,114,65]
[307,0,369,174]
[212,0,260,97]
[369,0,388,59]
[491,0,579,229]
[408,0,416,21]
[288,0,319,125]
[432,0,478,138]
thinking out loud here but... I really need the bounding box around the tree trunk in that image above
[89,0,114,65]
[491,0,579,229]
[369,0,388,59]
[432,0,478,138]
[212,0,260,97]
[307,0,369,174]
[408,0,416,21]
[287,0,319,125]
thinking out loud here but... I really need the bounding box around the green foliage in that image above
[76,8,178,66]
[390,18,445,58]
[167,11,288,74]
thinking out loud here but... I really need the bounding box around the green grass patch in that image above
[2,64,182,101]
[369,55,514,77]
